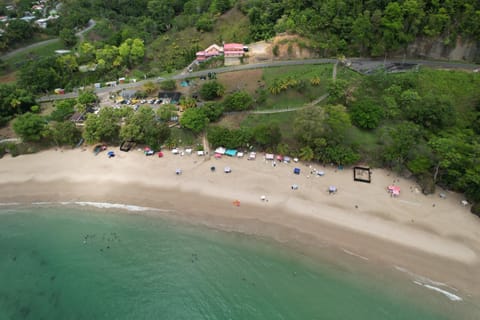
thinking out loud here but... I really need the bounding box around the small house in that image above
[223,43,244,57]
[196,44,223,62]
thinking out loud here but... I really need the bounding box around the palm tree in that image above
[269,79,282,95]
[310,76,321,86]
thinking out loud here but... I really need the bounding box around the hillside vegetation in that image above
[0,1,479,215]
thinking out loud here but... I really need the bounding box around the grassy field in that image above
[258,64,360,110]
[262,64,334,84]
[415,68,480,113]
[241,111,300,146]
[169,127,200,147]
[1,40,64,80]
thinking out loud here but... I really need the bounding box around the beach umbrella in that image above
[293,168,301,175]
[210,166,216,172]
[224,167,232,173]
[107,151,115,158]
[328,185,337,194]
[176,168,182,175]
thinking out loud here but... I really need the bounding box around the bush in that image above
[222,91,253,111]
[200,81,225,100]
[471,202,480,217]
[160,80,176,91]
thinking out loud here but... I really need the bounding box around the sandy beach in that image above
[0,147,479,301]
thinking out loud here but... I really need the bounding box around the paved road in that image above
[1,19,96,60]
[36,57,479,103]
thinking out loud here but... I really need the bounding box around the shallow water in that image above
[0,205,477,319]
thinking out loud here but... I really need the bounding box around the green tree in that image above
[405,94,455,131]
[351,10,373,55]
[48,121,82,147]
[180,107,209,133]
[0,84,36,125]
[327,80,348,104]
[381,2,405,54]
[160,80,176,91]
[95,45,121,70]
[5,19,33,45]
[202,102,224,122]
[210,0,231,14]
[200,81,225,100]
[18,57,61,94]
[324,145,360,165]
[83,108,121,144]
[78,91,98,110]
[323,104,352,144]
[381,121,421,168]
[252,123,281,149]
[179,97,197,111]
[143,81,158,94]
[147,0,175,31]
[12,112,47,142]
[350,99,384,129]
[196,14,214,32]
[119,38,145,67]
[294,106,327,146]
[49,100,76,122]
[299,146,314,162]
[120,106,170,149]
[156,104,177,122]
[59,28,78,48]
[222,91,253,111]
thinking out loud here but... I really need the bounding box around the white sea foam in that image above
[413,281,463,301]
[28,200,162,212]
[395,266,462,302]
[341,248,369,261]
[67,201,159,212]
[0,202,20,206]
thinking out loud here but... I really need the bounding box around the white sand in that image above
[0,147,479,297]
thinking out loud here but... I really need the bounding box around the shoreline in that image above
[0,148,479,301]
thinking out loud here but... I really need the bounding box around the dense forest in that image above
[0,1,479,215]
[2,0,479,94]
[55,0,480,57]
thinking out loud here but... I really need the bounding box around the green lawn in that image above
[1,40,64,78]
[262,64,334,84]
[261,85,327,110]
[169,127,200,147]
[240,111,300,145]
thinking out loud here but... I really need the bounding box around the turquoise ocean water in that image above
[0,205,477,320]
